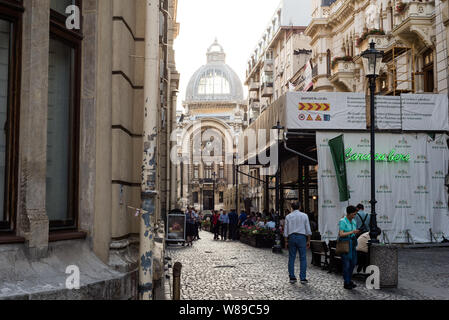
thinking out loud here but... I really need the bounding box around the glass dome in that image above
[185,39,244,102]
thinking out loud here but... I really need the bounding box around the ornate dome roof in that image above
[185,39,244,102]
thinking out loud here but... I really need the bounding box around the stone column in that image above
[369,244,399,288]
[18,0,51,259]
[93,0,113,264]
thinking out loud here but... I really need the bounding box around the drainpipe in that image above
[139,0,160,301]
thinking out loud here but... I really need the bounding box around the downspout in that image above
[140,0,160,301]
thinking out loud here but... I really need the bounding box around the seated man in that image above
[356,232,371,273]
[265,220,276,230]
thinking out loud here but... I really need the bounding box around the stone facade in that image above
[177,41,247,212]
[0,0,179,300]
[306,0,445,95]
[244,0,311,213]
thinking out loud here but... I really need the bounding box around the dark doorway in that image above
[203,190,214,210]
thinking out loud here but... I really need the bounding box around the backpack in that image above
[357,212,369,236]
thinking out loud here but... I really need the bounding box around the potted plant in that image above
[331,56,354,69]
[396,1,407,14]
[355,29,386,47]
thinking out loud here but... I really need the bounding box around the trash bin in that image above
[369,244,398,288]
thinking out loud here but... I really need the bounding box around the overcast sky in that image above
[174,0,312,111]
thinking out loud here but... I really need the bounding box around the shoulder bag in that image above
[335,238,349,255]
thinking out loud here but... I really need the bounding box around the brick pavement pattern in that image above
[167,230,449,300]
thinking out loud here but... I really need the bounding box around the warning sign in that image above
[298,114,306,121]
[315,115,322,121]
[307,115,313,121]
[299,103,331,111]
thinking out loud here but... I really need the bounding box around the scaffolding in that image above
[383,45,416,96]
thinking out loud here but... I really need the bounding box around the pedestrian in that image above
[238,210,247,227]
[339,205,361,290]
[284,203,312,284]
[228,209,239,241]
[212,210,220,240]
[219,210,230,240]
[193,209,201,240]
[185,208,195,247]
[355,204,370,236]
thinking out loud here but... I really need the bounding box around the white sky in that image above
[174,0,312,111]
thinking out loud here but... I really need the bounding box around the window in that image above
[197,69,230,95]
[219,192,224,204]
[193,192,199,204]
[0,1,22,232]
[47,1,81,230]
[50,0,76,16]
[219,167,224,179]
[423,49,434,93]
[193,166,199,179]
[204,166,213,179]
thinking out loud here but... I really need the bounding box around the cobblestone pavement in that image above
[167,230,449,300]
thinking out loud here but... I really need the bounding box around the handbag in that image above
[335,238,350,255]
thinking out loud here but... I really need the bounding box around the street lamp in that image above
[212,171,217,211]
[272,121,284,253]
[361,41,384,244]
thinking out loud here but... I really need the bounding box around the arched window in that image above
[197,69,230,95]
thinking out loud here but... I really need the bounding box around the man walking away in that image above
[284,203,312,284]
[228,209,238,241]
[219,210,230,241]
[355,204,370,236]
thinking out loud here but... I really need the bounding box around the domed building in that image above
[178,40,248,211]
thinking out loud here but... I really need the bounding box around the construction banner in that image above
[286,92,367,130]
[317,132,449,244]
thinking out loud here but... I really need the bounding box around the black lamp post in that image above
[361,41,384,244]
[272,121,284,254]
[212,171,216,211]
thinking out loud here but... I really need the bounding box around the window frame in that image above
[47,1,82,231]
[0,0,23,233]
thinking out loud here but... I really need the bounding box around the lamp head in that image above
[361,41,384,77]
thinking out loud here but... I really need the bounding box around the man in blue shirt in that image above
[228,209,239,241]
[355,204,370,235]
[219,210,230,241]
[238,210,247,227]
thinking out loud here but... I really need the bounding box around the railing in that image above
[331,59,355,75]
[395,1,435,27]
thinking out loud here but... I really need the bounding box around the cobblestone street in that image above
[167,230,449,300]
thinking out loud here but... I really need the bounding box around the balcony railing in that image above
[331,59,355,75]
[249,80,260,92]
[395,1,435,27]
[261,82,273,97]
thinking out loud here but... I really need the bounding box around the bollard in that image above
[173,262,182,300]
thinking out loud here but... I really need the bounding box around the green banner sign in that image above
[329,135,350,202]
[345,148,411,163]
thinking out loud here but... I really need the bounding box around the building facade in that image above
[244,0,311,213]
[177,40,247,212]
[306,0,447,95]
[0,0,179,300]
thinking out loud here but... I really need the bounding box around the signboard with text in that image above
[285,92,449,131]
[286,92,367,130]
